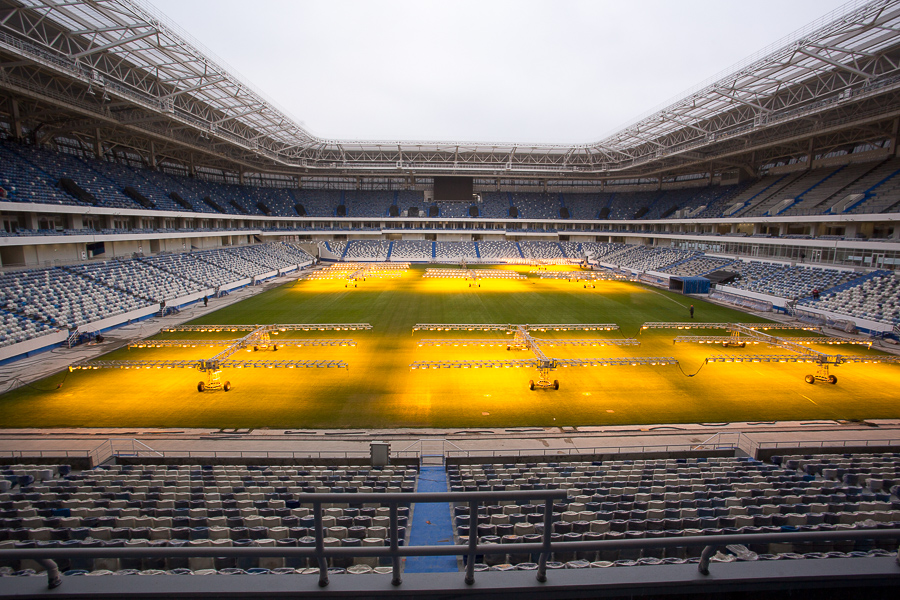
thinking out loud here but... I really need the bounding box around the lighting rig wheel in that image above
[253,346,258,351]
[529,380,535,391]
[273,345,278,351]
[739,342,746,348]
[507,346,511,351]
[827,375,837,384]
[224,381,232,392]
[197,382,205,392]
[805,375,815,384]
[553,380,560,390]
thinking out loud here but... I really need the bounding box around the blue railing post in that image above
[536,497,554,582]
[313,500,328,587]
[465,499,479,585]
[390,501,402,586]
[698,544,717,575]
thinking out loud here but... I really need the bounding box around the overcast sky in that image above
[147,0,851,144]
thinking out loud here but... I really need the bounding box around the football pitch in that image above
[1,264,898,430]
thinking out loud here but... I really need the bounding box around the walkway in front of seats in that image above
[404,465,458,573]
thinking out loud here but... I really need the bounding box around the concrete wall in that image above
[0,456,92,470]
[0,330,68,362]
[116,456,420,469]
[447,449,736,467]
[757,445,900,463]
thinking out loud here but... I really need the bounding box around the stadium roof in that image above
[1,0,900,178]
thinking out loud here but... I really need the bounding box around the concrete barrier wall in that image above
[0,330,68,362]
[795,305,893,334]
[222,277,252,292]
[715,285,787,308]
[80,305,160,334]
[0,456,93,470]
[116,456,420,469]
[447,449,736,467]
[756,445,900,463]
[170,288,215,309]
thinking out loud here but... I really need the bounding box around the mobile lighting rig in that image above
[410,323,677,390]
[68,323,371,392]
[304,263,409,285]
[537,271,628,286]
[645,322,897,384]
[423,268,526,287]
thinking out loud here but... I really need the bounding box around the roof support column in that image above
[10,98,24,141]
[707,163,714,185]
[149,140,157,170]
[94,128,102,159]
[806,138,814,170]
[892,118,899,157]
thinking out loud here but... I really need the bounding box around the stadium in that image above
[0,0,900,597]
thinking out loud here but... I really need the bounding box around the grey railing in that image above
[1,488,899,592]
[445,440,745,459]
[756,438,900,450]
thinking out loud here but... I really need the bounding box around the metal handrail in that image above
[757,438,900,449]
[3,436,900,464]
[3,528,898,591]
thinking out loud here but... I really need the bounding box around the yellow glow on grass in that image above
[3,264,899,429]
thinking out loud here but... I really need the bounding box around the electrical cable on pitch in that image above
[677,359,707,378]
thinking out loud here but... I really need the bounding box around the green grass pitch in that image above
[0,264,897,430]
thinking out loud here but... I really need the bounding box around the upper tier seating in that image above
[3,144,138,209]
[1,139,896,219]
[293,190,342,217]
[0,143,79,206]
[842,157,900,214]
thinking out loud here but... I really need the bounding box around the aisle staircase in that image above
[405,440,456,572]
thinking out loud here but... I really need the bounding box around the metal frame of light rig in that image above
[659,321,900,384]
[69,323,371,391]
[410,323,677,390]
